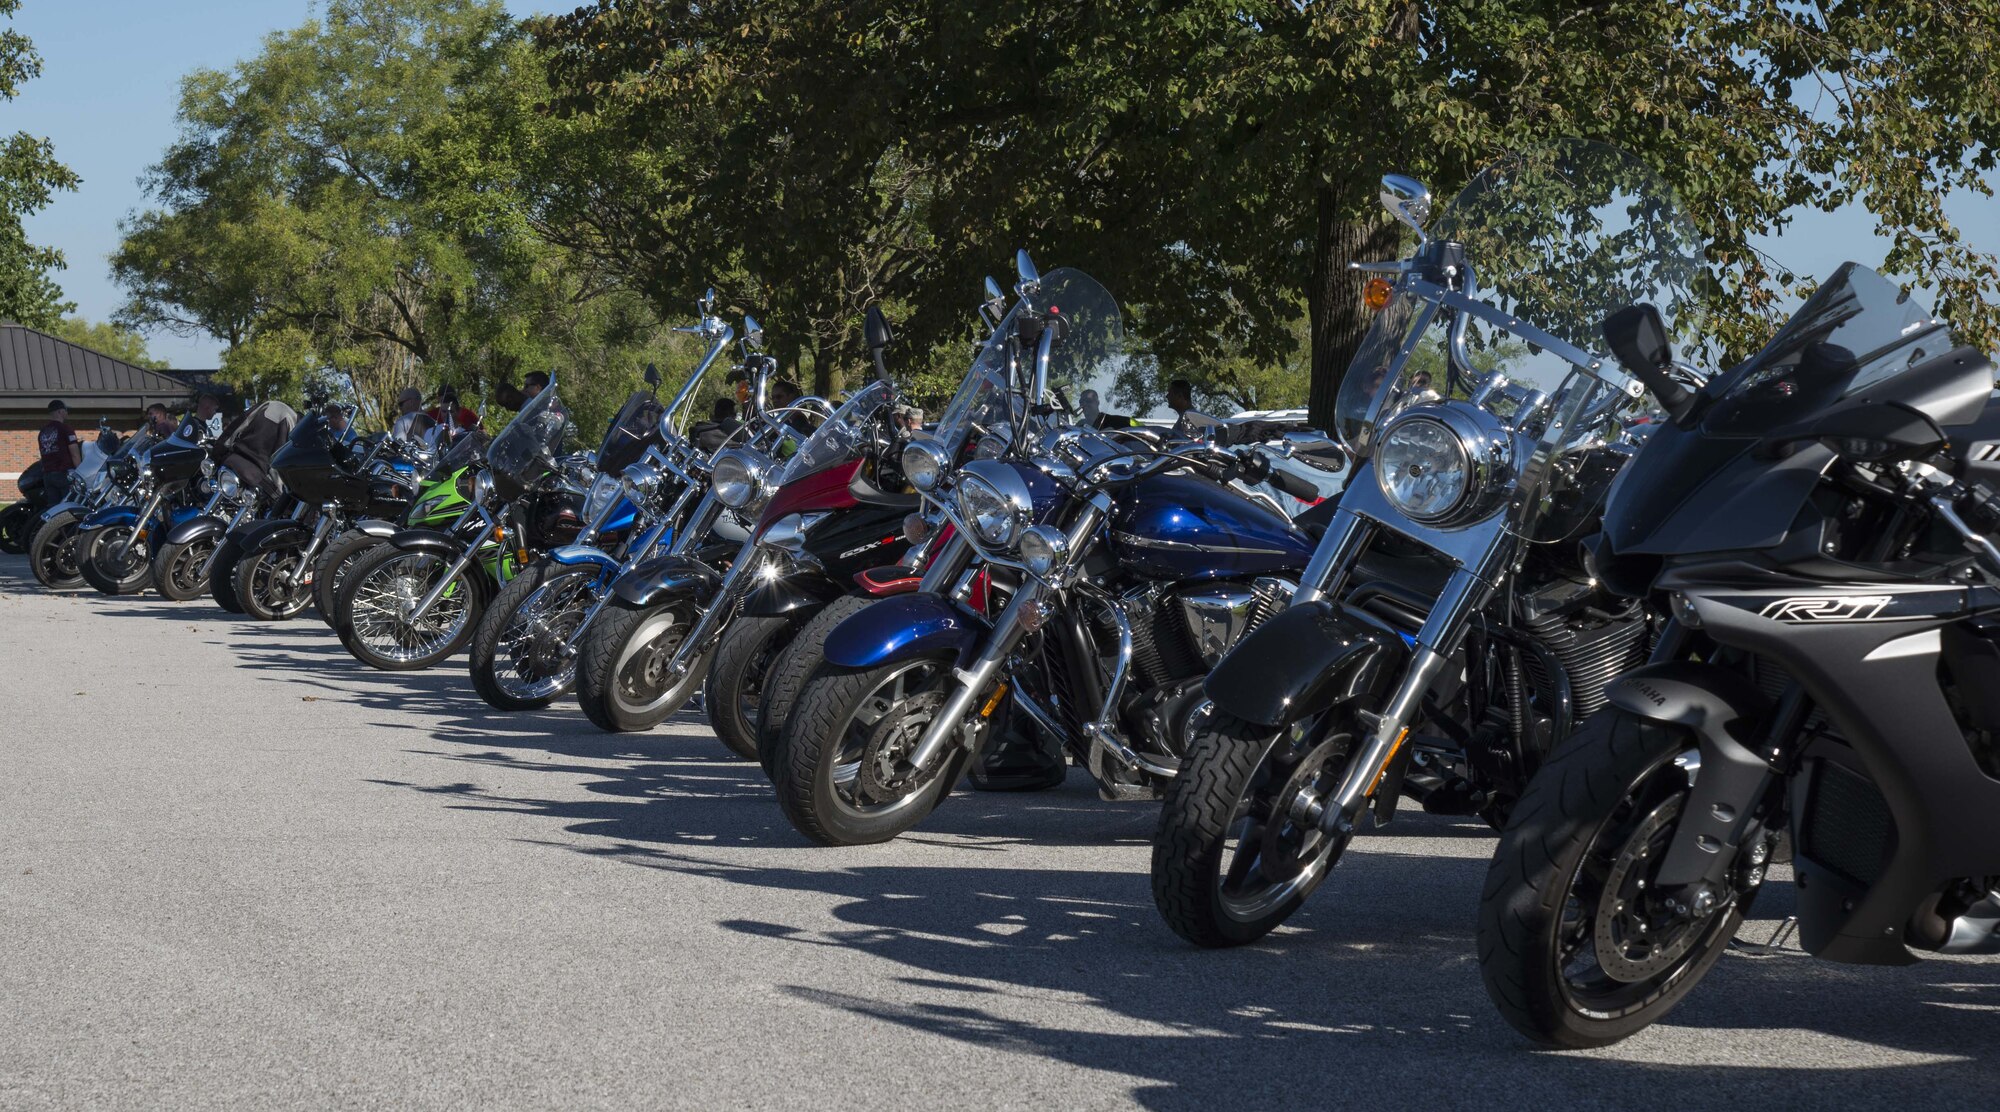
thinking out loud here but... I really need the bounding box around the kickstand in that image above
[1729,916,1798,956]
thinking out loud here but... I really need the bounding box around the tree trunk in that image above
[1306,184,1401,433]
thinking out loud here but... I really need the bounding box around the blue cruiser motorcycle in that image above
[769,258,1329,846]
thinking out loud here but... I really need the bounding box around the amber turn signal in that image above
[1363,276,1394,312]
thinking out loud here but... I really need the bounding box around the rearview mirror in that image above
[742,315,764,352]
[1016,249,1040,296]
[1603,303,1695,423]
[643,362,660,387]
[864,305,895,352]
[984,275,1005,303]
[1379,174,1433,241]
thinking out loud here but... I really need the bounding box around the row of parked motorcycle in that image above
[8,140,2000,1050]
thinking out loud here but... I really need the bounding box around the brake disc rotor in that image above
[856,690,944,802]
[1258,737,1346,883]
[1593,796,1712,980]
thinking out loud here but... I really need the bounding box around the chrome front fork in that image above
[196,498,258,578]
[656,543,764,683]
[406,509,495,622]
[116,490,166,562]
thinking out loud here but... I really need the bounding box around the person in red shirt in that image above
[37,399,82,504]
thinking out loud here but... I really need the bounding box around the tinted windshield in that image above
[1334,142,1704,454]
[779,379,893,484]
[598,390,664,475]
[485,383,569,483]
[438,427,487,472]
[114,427,159,460]
[1701,264,1951,436]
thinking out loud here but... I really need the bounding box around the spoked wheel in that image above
[771,653,972,846]
[1479,710,1757,1048]
[755,594,872,777]
[1152,713,1356,947]
[28,511,86,590]
[0,502,38,554]
[706,612,802,761]
[469,562,599,711]
[313,529,384,625]
[78,525,154,595]
[577,594,706,732]
[335,546,482,671]
[150,536,217,601]
[236,544,316,621]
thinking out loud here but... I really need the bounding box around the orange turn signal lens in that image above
[1363,276,1394,312]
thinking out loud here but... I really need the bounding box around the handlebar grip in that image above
[1267,467,1319,501]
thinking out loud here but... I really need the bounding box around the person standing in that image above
[194,393,224,439]
[145,404,176,437]
[37,400,82,504]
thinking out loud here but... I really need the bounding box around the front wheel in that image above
[235,542,317,621]
[78,524,154,595]
[313,529,385,625]
[469,561,600,711]
[334,545,485,671]
[1151,713,1356,948]
[150,535,218,601]
[575,594,707,732]
[0,502,38,554]
[755,594,873,778]
[706,612,804,761]
[1478,709,1752,1048]
[28,511,86,590]
[770,653,972,846]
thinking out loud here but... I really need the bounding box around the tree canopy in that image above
[0,0,78,329]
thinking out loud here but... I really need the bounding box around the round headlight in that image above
[1375,415,1471,523]
[957,473,1027,549]
[621,460,662,494]
[472,470,496,506]
[902,438,952,492]
[711,448,771,509]
[215,468,242,500]
[1018,524,1068,577]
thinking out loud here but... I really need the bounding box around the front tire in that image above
[469,561,599,711]
[150,535,218,601]
[755,594,873,778]
[1478,709,1750,1048]
[334,544,485,671]
[235,542,317,621]
[78,524,154,595]
[575,594,707,732]
[28,510,86,590]
[0,502,37,554]
[706,612,804,761]
[770,653,972,846]
[313,529,385,625]
[1151,713,1355,948]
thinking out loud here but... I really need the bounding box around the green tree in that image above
[0,0,78,328]
[49,317,166,368]
[112,0,680,433]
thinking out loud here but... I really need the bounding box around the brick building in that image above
[0,321,224,479]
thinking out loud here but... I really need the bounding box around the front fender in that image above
[81,504,139,531]
[611,554,720,608]
[351,518,400,539]
[242,519,313,556]
[388,528,463,558]
[40,501,86,522]
[163,514,229,548]
[824,593,981,670]
[548,544,622,573]
[1204,600,1408,728]
[740,566,840,618]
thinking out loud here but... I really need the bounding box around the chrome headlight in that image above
[215,468,242,500]
[621,460,663,495]
[711,448,773,509]
[1374,408,1511,525]
[1018,524,1068,576]
[583,473,620,521]
[954,461,1035,551]
[201,456,216,479]
[472,470,496,506]
[902,437,952,492]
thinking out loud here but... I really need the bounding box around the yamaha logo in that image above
[1757,595,1894,622]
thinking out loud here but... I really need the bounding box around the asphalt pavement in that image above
[2,551,1995,1111]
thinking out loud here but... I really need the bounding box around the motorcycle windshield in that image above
[1333,141,1704,457]
[1698,264,1951,437]
[597,390,665,476]
[437,427,487,472]
[113,427,159,461]
[485,383,568,487]
[391,412,438,444]
[778,379,893,484]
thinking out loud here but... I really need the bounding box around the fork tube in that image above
[1288,506,1373,607]
[405,511,492,622]
[196,499,257,578]
[902,579,1046,774]
[916,534,973,593]
[117,490,165,561]
[660,546,761,675]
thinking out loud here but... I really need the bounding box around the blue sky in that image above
[9,0,1999,370]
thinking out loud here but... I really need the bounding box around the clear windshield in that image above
[598,391,665,475]
[1701,263,1951,436]
[438,427,487,472]
[114,427,159,461]
[486,383,569,483]
[928,268,1126,460]
[778,379,894,484]
[1335,141,1704,455]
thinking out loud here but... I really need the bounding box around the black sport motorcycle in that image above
[1150,142,1684,946]
[1477,261,2000,1046]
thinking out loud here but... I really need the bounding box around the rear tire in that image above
[150,535,217,601]
[28,510,85,590]
[235,542,316,621]
[706,612,802,761]
[78,524,154,595]
[333,544,485,671]
[575,594,707,732]
[313,529,385,625]
[468,560,599,711]
[756,594,872,778]
[1478,709,1748,1049]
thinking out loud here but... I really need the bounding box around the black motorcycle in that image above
[1477,261,2000,1046]
[148,400,301,601]
[28,423,150,591]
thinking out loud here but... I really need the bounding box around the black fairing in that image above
[273,415,369,505]
[1204,600,1408,729]
[740,504,914,617]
